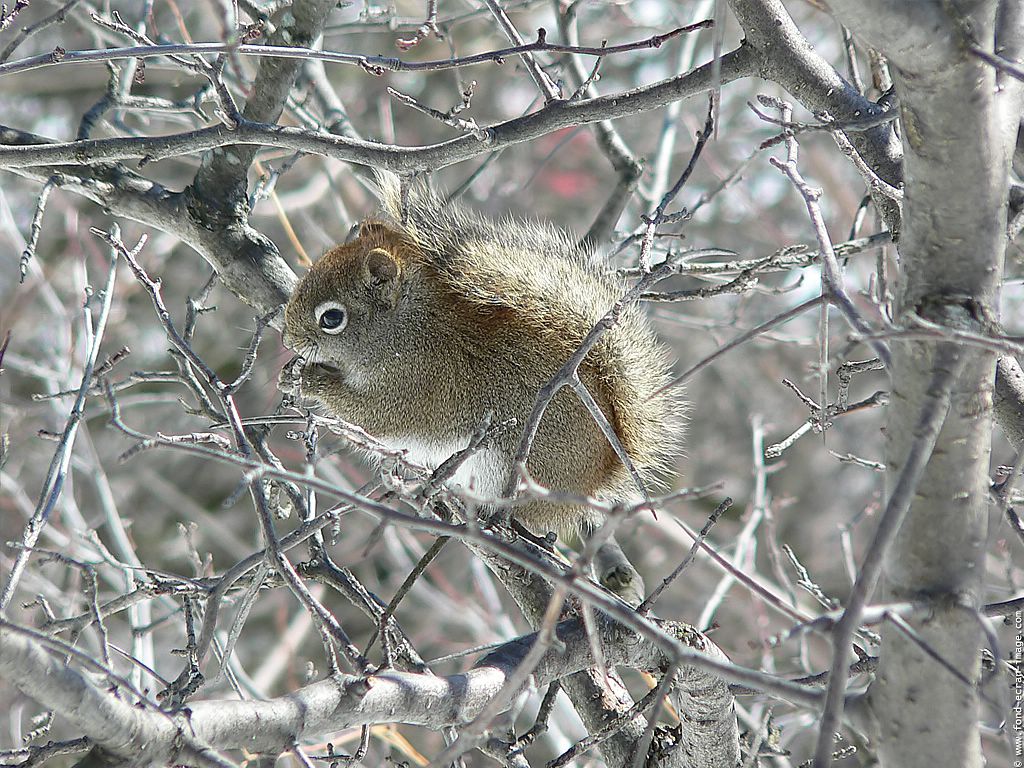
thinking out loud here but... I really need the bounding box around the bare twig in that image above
[811,347,964,768]
[639,497,732,614]
[482,0,560,101]
[1,227,124,613]
[763,95,891,370]
[0,22,715,79]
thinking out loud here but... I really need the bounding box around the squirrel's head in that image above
[282,221,412,369]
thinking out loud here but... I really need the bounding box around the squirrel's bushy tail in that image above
[372,172,686,497]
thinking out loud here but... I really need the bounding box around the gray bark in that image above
[471,545,740,768]
[190,0,338,214]
[823,1,1022,766]
[0,614,736,768]
[996,356,1024,450]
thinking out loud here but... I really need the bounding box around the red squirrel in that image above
[281,175,684,604]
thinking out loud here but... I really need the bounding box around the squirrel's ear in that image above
[362,247,401,305]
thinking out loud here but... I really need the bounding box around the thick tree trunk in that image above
[826,2,1022,765]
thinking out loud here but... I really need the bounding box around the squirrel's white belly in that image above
[381,434,510,500]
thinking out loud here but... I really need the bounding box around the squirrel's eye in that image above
[315,301,348,334]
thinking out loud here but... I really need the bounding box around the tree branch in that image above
[1,614,734,767]
[727,0,903,230]
[2,151,295,320]
[821,3,1018,767]
[0,45,758,174]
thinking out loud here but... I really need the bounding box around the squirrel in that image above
[281,174,684,605]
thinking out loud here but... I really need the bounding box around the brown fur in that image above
[282,175,685,536]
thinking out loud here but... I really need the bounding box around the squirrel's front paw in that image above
[278,355,305,397]
[279,357,342,405]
